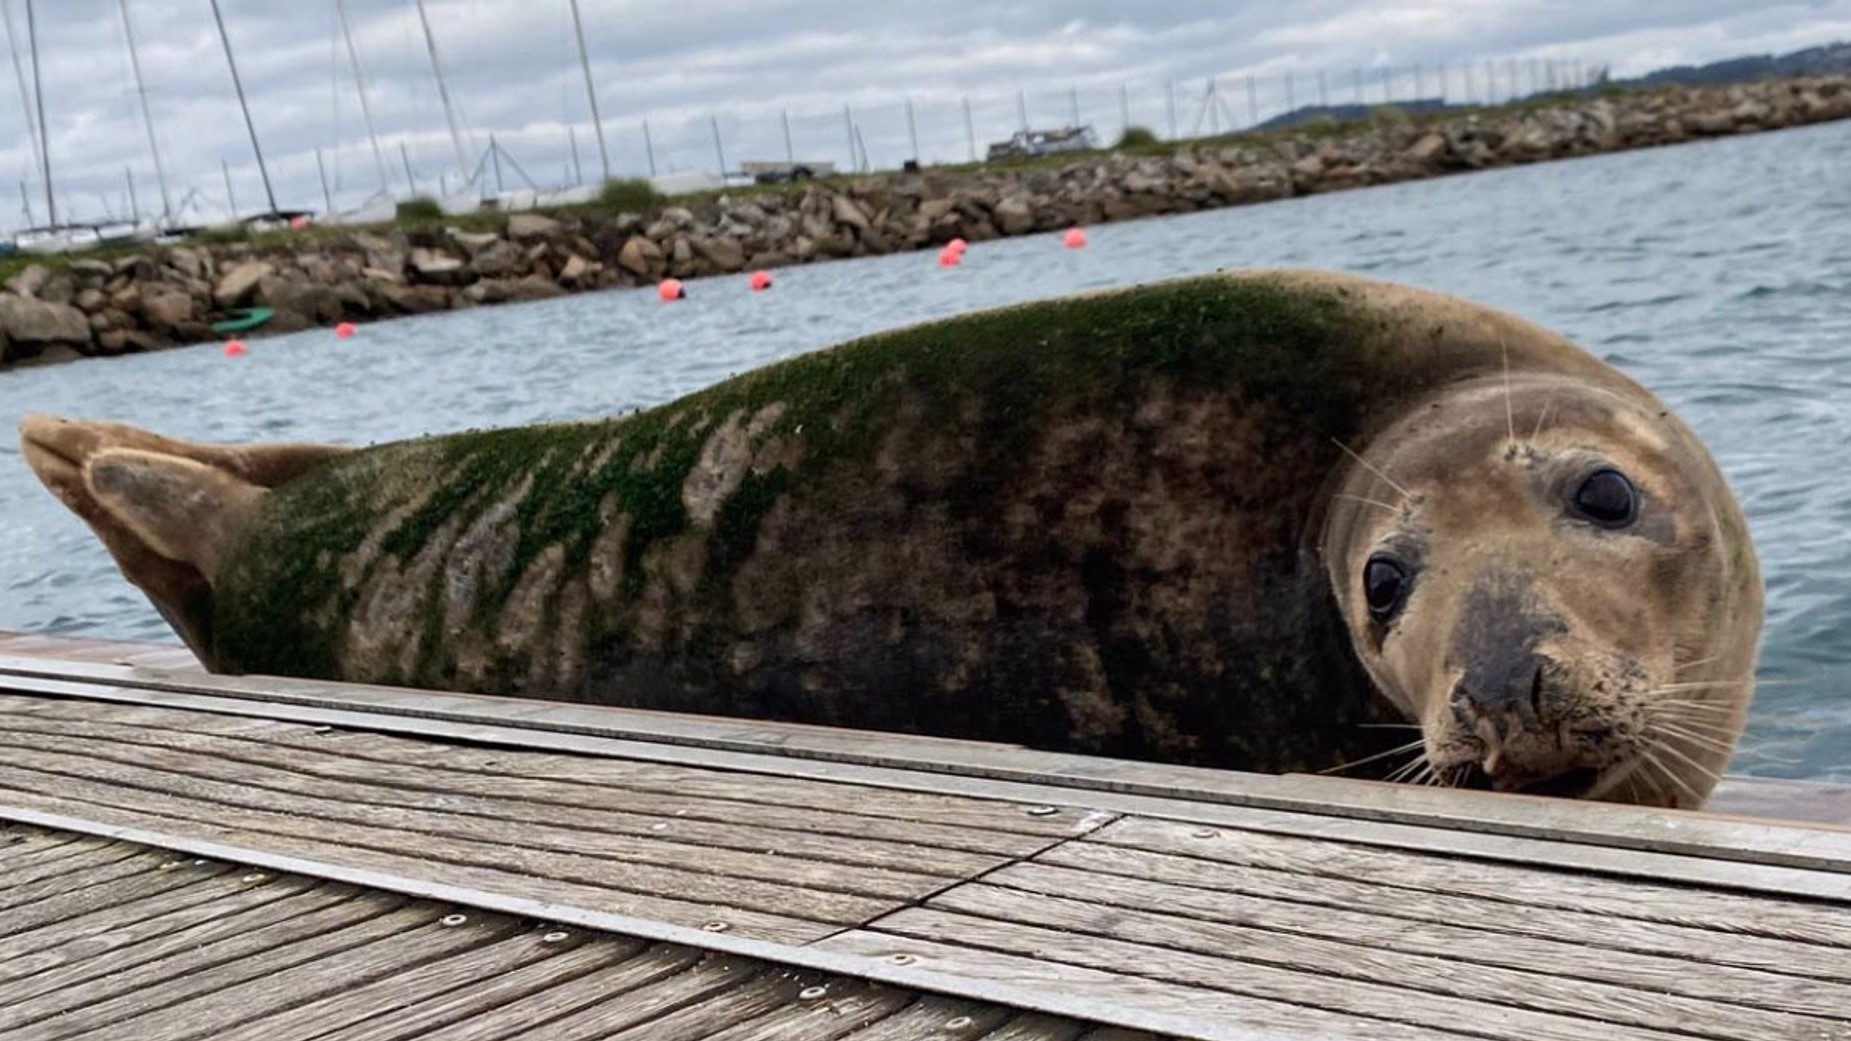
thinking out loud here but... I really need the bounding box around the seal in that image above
[19,269,1763,805]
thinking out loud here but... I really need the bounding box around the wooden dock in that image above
[0,631,1848,1040]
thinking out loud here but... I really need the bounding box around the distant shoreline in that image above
[2,75,1848,370]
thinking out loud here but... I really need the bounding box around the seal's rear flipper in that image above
[19,413,350,662]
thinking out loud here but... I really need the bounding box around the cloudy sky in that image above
[6,0,1850,228]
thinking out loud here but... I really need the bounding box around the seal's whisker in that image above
[1648,736,1724,783]
[1673,654,1721,673]
[1318,738,1426,775]
[1650,721,1736,754]
[1500,338,1516,444]
[1529,391,1558,442]
[1334,493,1403,513]
[1357,722,1423,730]
[1385,752,1431,784]
[1330,438,1412,498]
[1649,716,1743,741]
[1637,747,1706,804]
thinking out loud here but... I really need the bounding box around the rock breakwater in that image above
[3,76,1848,368]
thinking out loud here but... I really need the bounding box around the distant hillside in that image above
[1629,42,1851,87]
[1253,40,1851,132]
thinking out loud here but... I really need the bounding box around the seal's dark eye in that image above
[1364,554,1409,620]
[1571,469,1637,528]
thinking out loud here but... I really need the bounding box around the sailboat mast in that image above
[117,0,170,221]
[413,0,471,183]
[24,0,51,226]
[567,0,610,183]
[1,0,43,221]
[333,0,390,195]
[209,0,278,214]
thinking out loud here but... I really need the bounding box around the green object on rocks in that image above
[209,307,273,334]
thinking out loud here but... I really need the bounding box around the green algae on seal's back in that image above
[18,268,1762,802]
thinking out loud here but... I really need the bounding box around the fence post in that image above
[782,109,794,165]
[709,115,726,177]
[905,98,919,164]
[642,119,657,176]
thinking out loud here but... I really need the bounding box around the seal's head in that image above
[1322,371,1763,807]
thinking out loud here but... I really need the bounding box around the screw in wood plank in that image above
[241,873,267,883]
[159,860,181,870]
[310,725,333,734]
[945,1016,974,1029]
[542,931,570,943]
[799,985,828,1000]
[1191,828,1216,839]
[650,822,668,831]
[1026,805,1058,816]
[441,914,468,927]
[886,953,916,965]
[190,858,208,865]
[701,921,730,932]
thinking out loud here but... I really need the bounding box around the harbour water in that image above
[3,120,1848,780]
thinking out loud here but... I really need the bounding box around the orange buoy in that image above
[222,340,247,358]
[938,247,961,268]
[658,278,685,302]
[946,237,968,254]
[1063,227,1088,249]
[749,270,772,292]
[334,321,357,339]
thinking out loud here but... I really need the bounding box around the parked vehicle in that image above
[985,126,1099,162]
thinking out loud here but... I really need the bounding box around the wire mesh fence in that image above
[588,58,1604,186]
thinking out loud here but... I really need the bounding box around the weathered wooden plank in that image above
[0,729,962,902]
[67,906,504,1041]
[816,931,1470,1041]
[593,969,805,1041]
[696,978,914,1041]
[1013,850,1851,1003]
[411,944,711,1041]
[0,700,1077,857]
[0,719,1006,884]
[972,1017,1091,1041]
[0,786,836,943]
[496,961,778,1041]
[0,759,903,926]
[867,908,1722,1041]
[0,823,82,860]
[0,856,231,939]
[0,840,147,896]
[319,935,647,1041]
[1,894,427,1038]
[0,864,310,970]
[9,683,1845,908]
[926,882,1841,1041]
[830,996,1016,1040]
[1090,816,1851,946]
[8,650,1849,875]
[212,927,600,1041]
[0,876,331,1003]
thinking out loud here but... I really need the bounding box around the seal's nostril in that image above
[1529,665,1546,716]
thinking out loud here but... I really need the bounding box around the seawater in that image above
[3,120,1848,780]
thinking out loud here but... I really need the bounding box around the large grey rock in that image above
[0,295,92,346]
[688,235,745,271]
[164,247,208,280]
[830,194,872,231]
[468,239,525,278]
[138,285,195,329]
[507,213,562,240]
[448,228,501,252]
[408,248,470,285]
[213,261,274,307]
[4,264,50,298]
[992,196,1035,235]
[617,235,665,277]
